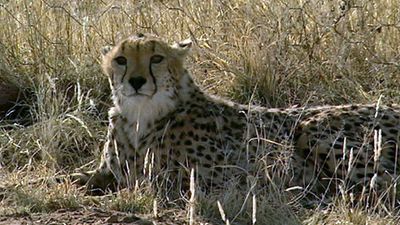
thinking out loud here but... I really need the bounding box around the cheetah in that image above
[73,33,400,199]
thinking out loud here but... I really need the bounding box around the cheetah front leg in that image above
[70,168,117,194]
[71,161,119,195]
[71,126,123,194]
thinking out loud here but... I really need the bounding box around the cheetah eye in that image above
[114,56,127,66]
[150,55,164,64]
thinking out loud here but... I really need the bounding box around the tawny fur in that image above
[73,34,400,198]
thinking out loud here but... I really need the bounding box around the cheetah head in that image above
[101,34,192,119]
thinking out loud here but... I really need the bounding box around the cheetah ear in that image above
[172,39,192,58]
[100,45,113,57]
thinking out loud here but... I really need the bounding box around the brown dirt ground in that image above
[0,208,212,225]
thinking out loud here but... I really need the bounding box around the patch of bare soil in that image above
[0,208,150,225]
[0,208,213,225]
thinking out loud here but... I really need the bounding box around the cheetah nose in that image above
[128,77,147,91]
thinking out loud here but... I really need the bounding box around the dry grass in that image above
[1,0,400,224]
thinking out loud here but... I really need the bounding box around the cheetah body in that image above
[76,34,400,196]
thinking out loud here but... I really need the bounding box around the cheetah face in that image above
[101,34,192,104]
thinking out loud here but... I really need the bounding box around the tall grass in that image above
[1,0,400,224]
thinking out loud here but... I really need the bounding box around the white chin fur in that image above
[121,84,154,97]
[112,88,177,147]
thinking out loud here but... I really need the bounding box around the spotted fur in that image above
[73,34,400,197]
